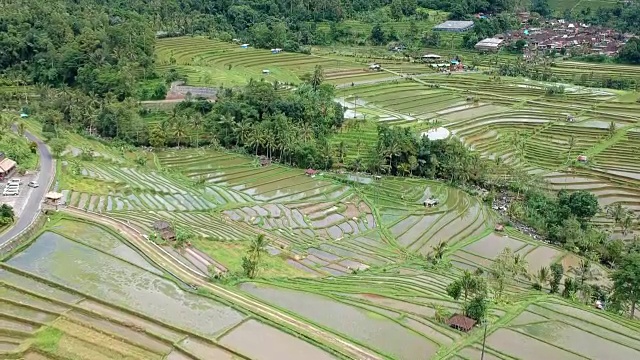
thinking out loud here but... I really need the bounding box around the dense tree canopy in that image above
[0,0,154,96]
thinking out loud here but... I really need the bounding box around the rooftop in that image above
[446,314,477,332]
[434,21,475,31]
[476,38,505,47]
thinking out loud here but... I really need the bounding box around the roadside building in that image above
[434,20,475,32]
[475,38,505,52]
[44,192,64,211]
[0,153,16,180]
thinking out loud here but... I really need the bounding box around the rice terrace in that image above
[3,1,640,360]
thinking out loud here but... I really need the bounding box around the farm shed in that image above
[270,48,282,54]
[475,38,505,52]
[434,21,474,32]
[0,153,16,180]
[305,169,318,176]
[577,155,588,162]
[153,220,176,241]
[422,54,442,63]
[424,199,439,207]
[446,314,476,332]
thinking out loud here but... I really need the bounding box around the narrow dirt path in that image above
[62,208,382,360]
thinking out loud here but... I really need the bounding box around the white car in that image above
[7,179,21,186]
[2,188,19,196]
[28,181,39,188]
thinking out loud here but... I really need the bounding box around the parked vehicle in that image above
[7,179,21,186]
[2,189,19,196]
[28,181,39,188]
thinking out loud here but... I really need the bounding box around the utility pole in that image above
[480,320,488,360]
[481,303,489,360]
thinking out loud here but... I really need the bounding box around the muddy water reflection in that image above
[239,283,438,360]
[8,232,245,337]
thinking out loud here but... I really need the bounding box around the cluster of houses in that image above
[475,18,632,55]
[431,18,632,56]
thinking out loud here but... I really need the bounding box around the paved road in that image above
[0,130,53,243]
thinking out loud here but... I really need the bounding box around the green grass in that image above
[188,237,311,278]
[32,326,63,352]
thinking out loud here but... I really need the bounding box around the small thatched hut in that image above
[446,314,476,332]
[153,220,176,241]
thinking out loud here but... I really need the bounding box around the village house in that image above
[0,152,16,181]
[475,38,504,52]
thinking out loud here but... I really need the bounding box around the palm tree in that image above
[533,267,551,290]
[384,141,402,171]
[299,123,314,143]
[460,270,484,306]
[310,65,325,91]
[567,135,575,162]
[234,120,252,146]
[429,241,448,263]
[172,116,188,147]
[190,113,203,148]
[337,141,348,164]
[247,234,269,278]
[513,253,530,280]
[575,259,592,285]
[217,114,235,144]
[607,203,626,231]
[621,212,634,236]
[264,130,275,159]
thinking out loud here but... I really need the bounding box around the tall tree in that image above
[611,253,640,318]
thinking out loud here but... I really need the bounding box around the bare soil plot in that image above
[523,246,563,272]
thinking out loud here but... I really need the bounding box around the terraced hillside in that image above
[336,73,640,236]
[155,37,430,87]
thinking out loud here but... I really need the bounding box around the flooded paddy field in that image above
[0,220,337,359]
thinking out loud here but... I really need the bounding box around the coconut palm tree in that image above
[430,241,448,263]
[172,116,188,147]
[533,267,551,290]
[190,113,203,148]
[299,123,314,143]
[607,203,626,231]
[245,234,269,278]
[567,135,575,162]
[217,114,235,144]
[234,120,252,146]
